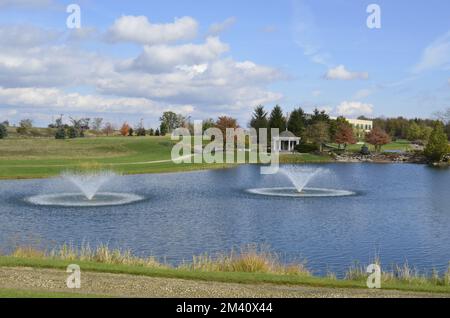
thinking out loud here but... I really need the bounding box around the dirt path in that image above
[0,267,448,298]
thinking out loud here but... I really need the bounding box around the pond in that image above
[0,164,449,276]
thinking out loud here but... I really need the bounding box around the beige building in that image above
[330,117,373,139]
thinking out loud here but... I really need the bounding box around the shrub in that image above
[55,128,66,139]
[295,143,319,153]
[67,126,78,139]
[0,123,7,139]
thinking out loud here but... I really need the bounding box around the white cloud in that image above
[208,17,236,35]
[413,31,450,73]
[0,86,193,115]
[336,101,373,116]
[106,16,198,45]
[312,90,321,97]
[325,65,369,81]
[124,37,229,73]
[0,25,60,47]
[0,18,284,125]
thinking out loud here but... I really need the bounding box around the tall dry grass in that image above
[6,244,450,285]
[184,245,310,276]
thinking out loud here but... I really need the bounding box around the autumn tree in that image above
[120,122,130,136]
[365,127,391,152]
[334,123,356,150]
[216,116,239,144]
[424,122,449,162]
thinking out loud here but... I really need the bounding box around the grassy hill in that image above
[0,135,231,179]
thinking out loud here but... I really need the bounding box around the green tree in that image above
[305,121,330,152]
[287,107,306,137]
[67,126,77,139]
[406,122,422,141]
[160,122,168,136]
[250,105,269,129]
[202,118,216,132]
[310,108,330,124]
[0,123,8,139]
[424,122,449,162]
[269,105,286,132]
[160,111,185,133]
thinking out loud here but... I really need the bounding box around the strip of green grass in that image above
[1,257,448,295]
[0,288,104,298]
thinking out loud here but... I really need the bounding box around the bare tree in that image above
[102,122,115,136]
[92,118,104,131]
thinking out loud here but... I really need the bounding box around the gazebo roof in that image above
[278,130,300,139]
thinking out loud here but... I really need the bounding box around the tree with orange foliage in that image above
[365,127,391,152]
[215,116,240,144]
[335,123,357,150]
[120,122,130,136]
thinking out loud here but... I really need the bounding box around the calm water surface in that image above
[0,164,449,276]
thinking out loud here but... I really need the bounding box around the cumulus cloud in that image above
[413,31,450,73]
[208,17,236,35]
[336,101,373,116]
[0,16,284,125]
[123,37,229,73]
[106,16,198,45]
[325,65,369,81]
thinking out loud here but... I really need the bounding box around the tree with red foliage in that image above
[365,127,391,152]
[334,123,357,150]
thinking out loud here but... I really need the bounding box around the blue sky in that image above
[0,0,449,128]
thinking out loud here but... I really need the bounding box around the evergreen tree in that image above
[250,105,269,130]
[269,105,286,132]
[54,127,66,139]
[0,123,8,139]
[287,107,306,137]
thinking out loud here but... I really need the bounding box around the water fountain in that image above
[26,170,144,207]
[247,166,355,197]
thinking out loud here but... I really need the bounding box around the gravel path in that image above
[0,267,448,298]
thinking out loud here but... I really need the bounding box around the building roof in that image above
[280,130,297,138]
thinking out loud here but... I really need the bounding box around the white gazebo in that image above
[273,130,301,152]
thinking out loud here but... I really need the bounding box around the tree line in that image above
[1,106,449,162]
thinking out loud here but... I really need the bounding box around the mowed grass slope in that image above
[0,136,231,179]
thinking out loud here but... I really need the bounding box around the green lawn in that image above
[0,256,449,295]
[333,140,412,153]
[0,136,235,179]
[0,136,415,179]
